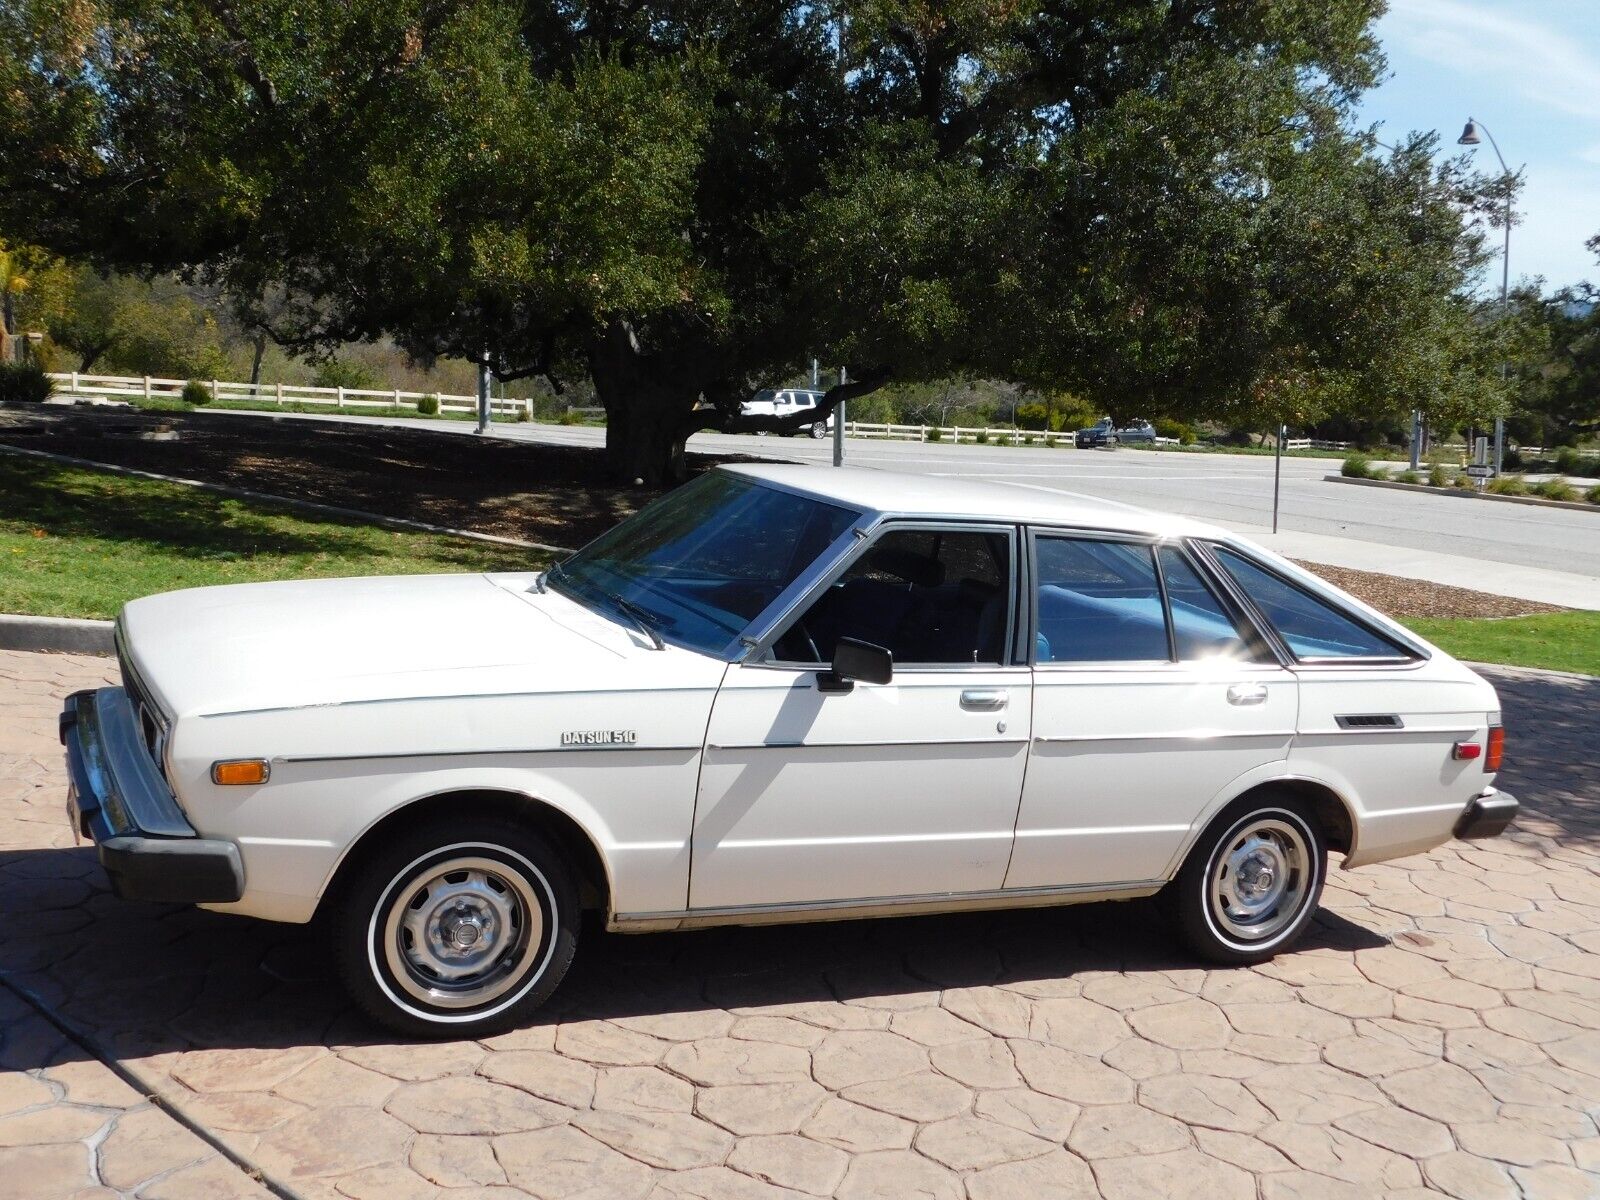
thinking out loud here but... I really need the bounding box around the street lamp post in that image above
[1457,117,1513,475]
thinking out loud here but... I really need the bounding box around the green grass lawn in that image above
[0,456,547,620]
[1404,611,1600,677]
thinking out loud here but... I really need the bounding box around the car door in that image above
[1007,533,1299,891]
[691,523,1030,911]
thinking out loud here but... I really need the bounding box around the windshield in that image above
[549,472,859,655]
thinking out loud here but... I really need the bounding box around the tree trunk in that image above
[588,320,702,486]
[249,333,268,387]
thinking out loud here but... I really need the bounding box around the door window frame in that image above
[752,519,1023,672]
[1024,527,1282,672]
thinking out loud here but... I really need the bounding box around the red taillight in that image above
[1453,742,1481,761]
[1485,726,1504,773]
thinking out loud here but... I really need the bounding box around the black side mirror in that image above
[818,637,893,693]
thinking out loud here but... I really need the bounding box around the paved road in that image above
[3,649,1598,1199]
[211,411,1600,592]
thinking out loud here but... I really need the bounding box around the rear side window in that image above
[1211,547,1405,660]
[1035,538,1168,663]
[1156,547,1252,661]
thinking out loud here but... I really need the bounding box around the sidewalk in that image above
[1246,527,1600,610]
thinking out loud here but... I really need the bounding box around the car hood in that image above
[119,572,712,718]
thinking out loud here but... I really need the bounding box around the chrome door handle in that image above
[1227,683,1268,706]
[960,689,1008,711]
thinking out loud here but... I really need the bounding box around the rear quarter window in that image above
[1210,546,1408,661]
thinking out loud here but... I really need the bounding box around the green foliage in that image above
[1554,446,1599,477]
[975,430,989,445]
[312,358,379,391]
[1340,455,1373,479]
[0,0,1510,481]
[1487,475,1527,496]
[181,378,211,406]
[926,426,942,442]
[1428,462,1449,488]
[416,394,440,416]
[1154,418,1197,445]
[0,361,52,402]
[558,409,582,426]
[1453,471,1474,489]
[1588,484,1600,505]
[1533,479,1577,502]
[515,406,531,422]
[1394,470,1421,485]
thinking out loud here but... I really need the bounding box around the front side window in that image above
[1034,537,1168,663]
[772,528,1011,665]
[551,473,857,655]
[1210,546,1406,660]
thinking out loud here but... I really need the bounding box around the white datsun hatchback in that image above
[62,465,1517,1035]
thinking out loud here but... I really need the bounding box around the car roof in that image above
[720,463,1227,539]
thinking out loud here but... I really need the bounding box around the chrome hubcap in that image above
[382,855,544,1010]
[1209,818,1310,942]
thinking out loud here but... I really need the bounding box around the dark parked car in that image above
[1075,418,1156,448]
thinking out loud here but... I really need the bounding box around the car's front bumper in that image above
[60,688,244,903]
[1454,788,1519,840]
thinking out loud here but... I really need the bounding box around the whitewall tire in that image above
[334,818,578,1037]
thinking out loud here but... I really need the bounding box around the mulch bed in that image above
[1,406,1554,619]
[1293,561,1562,620]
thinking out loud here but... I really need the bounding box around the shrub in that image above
[1587,484,1600,505]
[0,362,53,404]
[1427,463,1449,488]
[1453,471,1474,489]
[1534,479,1577,502]
[416,393,440,416]
[311,357,379,390]
[1555,446,1600,477]
[1340,455,1372,479]
[1014,403,1049,431]
[1487,475,1527,496]
[1023,432,1036,445]
[515,406,531,422]
[1501,446,1524,470]
[1153,417,1197,445]
[181,378,212,406]
[926,426,942,442]
[975,429,989,444]
[558,408,582,425]
[1394,470,1421,485]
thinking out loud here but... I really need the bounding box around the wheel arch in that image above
[1165,771,1359,879]
[316,787,614,921]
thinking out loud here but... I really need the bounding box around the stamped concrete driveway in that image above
[1,650,1597,1200]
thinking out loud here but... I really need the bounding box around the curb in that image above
[0,613,114,655]
[0,442,574,553]
[1325,473,1599,513]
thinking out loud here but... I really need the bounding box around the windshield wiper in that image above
[603,591,665,651]
[542,561,664,650]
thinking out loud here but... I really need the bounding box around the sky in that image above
[1357,0,1600,293]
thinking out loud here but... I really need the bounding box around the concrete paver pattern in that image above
[1,649,1597,1199]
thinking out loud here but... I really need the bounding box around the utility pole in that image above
[1272,421,1285,535]
[833,366,847,467]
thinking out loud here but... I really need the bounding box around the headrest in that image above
[865,545,945,588]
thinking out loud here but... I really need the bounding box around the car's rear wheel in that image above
[334,817,578,1037]
[1165,794,1325,964]
[809,420,828,439]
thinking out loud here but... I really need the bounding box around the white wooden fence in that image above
[46,372,532,417]
[841,421,1185,447]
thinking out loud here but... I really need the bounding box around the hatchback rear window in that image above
[1210,548,1407,660]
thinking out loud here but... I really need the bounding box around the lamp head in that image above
[1458,119,1482,146]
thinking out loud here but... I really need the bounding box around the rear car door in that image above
[691,524,1030,910]
[1008,534,1298,890]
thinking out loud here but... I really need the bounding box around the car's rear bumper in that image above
[1454,788,1519,840]
[60,688,244,903]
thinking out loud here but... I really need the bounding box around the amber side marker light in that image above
[212,759,270,786]
[1485,726,1504,773]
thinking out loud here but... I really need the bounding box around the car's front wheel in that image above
[1166,794,1325,964]
[334,817,578,1037]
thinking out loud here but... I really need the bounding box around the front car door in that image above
[1008,532,1299,891]
[691,523,1031,911]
